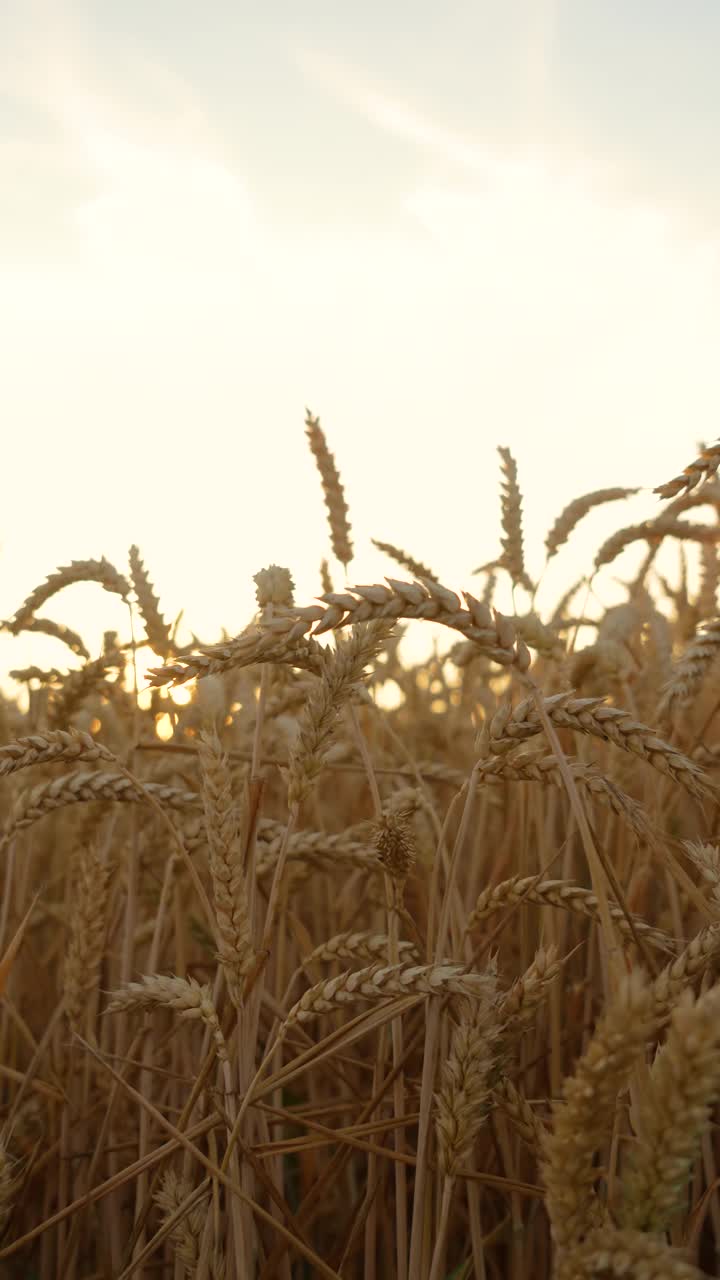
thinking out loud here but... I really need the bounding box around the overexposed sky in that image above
[2,0,720,676]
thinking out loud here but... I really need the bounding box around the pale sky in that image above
[2,1,720,677]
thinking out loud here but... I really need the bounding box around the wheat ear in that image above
[284,961,496,1028]
[9,558,130,631]
[154,1169,211,1277]
[64,842,112,1034]
[488,690,715,801]
[655,439,720,499]
[620,984,720,1233]
[652,924,720,1020]
[303,931,418,966]
[266,578,531,671]
[5,615,89,659]
[305,408,353,566]
[129,545,171,655]
[466,875,672,952]
[434,995,501,1176]
[495,445,533,592]
[197,730,254,1008]
[541,971,656,1252]
[544,488,639,561]
[287,621,393,809]
[595,519,720,571]
[0,730,114,778]
[147,621,325,688]
[49,652,124,724]
[657,617,720,723]
[371,538,438,583]
[557,1226,705,1280]
[105,974,228,1061]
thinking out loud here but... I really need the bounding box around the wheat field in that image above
[2,420,720,1278]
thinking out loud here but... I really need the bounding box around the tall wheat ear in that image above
[620,983,720,1235]
[541,971,656,1254]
